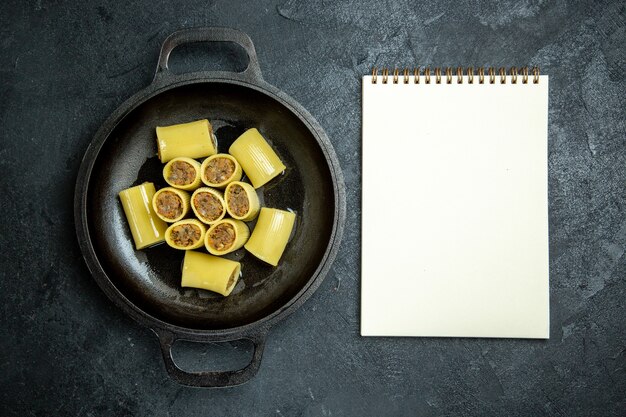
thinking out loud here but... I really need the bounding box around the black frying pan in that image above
[74,27,345,387]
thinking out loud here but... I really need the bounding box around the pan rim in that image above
[74,74,346,339]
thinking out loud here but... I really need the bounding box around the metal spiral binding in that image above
[371,66,540,84]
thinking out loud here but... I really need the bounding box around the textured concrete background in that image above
[1,0,625,415]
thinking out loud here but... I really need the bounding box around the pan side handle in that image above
[153,328,267,388]
[153,27,263,83]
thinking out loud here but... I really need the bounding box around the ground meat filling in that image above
[227,184,249,217]
[205,157,235,184]
[208,223,236,251]
[168,161,196,186]
[193,192,223,222]
[156,191,183,219]
[170,224,201,247]
[227,269,237,290]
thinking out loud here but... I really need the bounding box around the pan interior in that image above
[87,82,335,330]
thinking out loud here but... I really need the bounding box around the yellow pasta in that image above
[224,181,260,221]
[228,128,286,189]
[200,154,243,188]
[162,157,202,190]
[165,219,206,250]
[190,187,226,225]
[245,208,296,266]
[204,219,250,256]
[151,187,190,223]
[181,251,241,296]
[118,182,168,250]
[156,119,217,163]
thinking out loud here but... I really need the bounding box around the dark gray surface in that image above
[1,0,624,415]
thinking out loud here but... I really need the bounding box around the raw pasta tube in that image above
[190,187,226,225]
[165,219,206,250]
[228,128,286,189]
[118,182,168,250]
[205,219,250,256]
[181,251,241,296]
[156,119,217,163]
[152,187,190,223]
[200,154,243,188]
[224,181,260,221]
[163,157,202,190]
[244,208,296,266]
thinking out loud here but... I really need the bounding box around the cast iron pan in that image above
[74,27,346,387]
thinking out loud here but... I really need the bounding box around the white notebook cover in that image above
[361,74,549,338]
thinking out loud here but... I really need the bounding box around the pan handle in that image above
[153,328,267,388]
[154,27,263,83]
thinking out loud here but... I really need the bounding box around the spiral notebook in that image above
[361,67,550,339]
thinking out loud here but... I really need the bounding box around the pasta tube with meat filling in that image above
[163,157,202,190]
[181,251,241,296]
[190,187,226,225]
[156,119,217,163]
[204,219,250,256]
[152,187,190,223]
[165,219,206,250]
[244,208,296,266]
[118,182,168,250]
[200,154,242,188]
[224,181,260,221]
[228,128,286,189]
